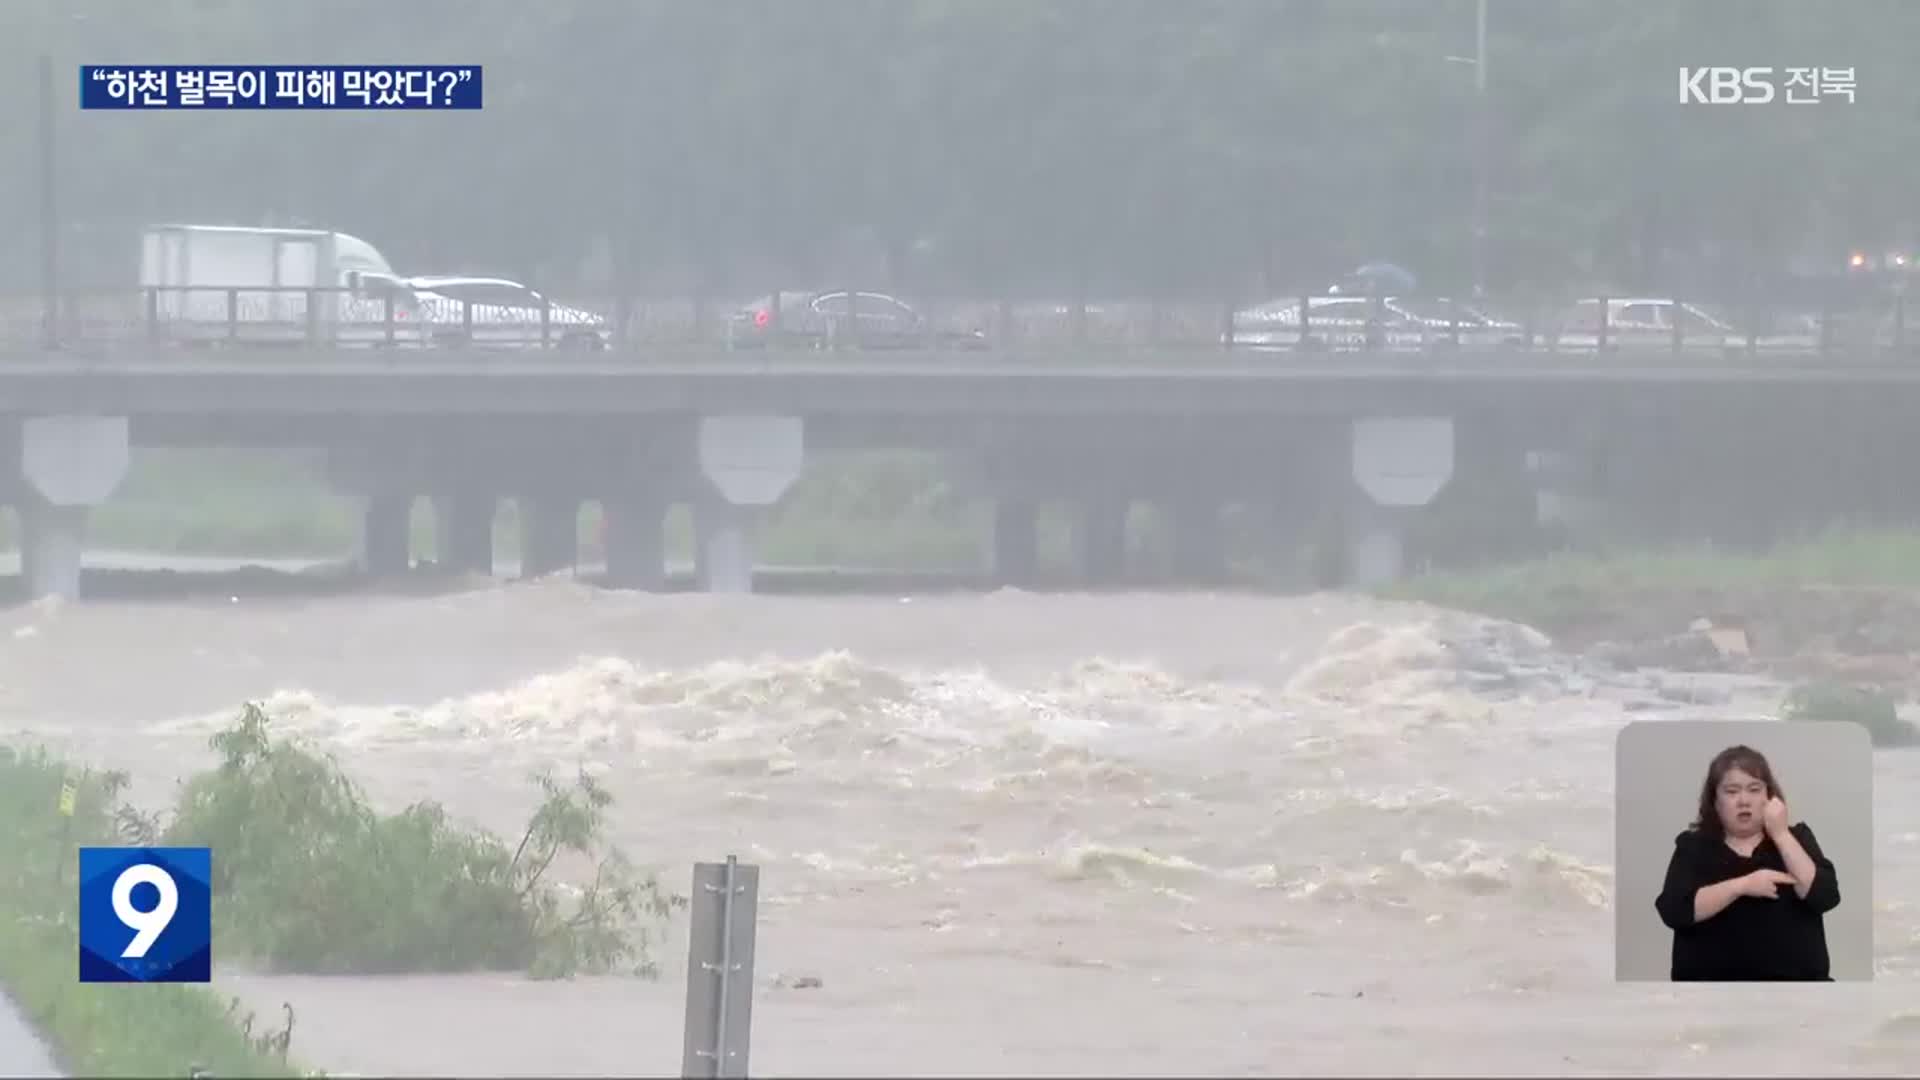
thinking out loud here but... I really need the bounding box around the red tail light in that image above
[753,309,771,328]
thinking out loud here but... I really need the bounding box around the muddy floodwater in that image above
[2,584,1917,1076]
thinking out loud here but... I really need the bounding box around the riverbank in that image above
[1388,527,1920,689]
[0,750,299,1078]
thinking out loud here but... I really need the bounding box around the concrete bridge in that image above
[2,343,1918,602]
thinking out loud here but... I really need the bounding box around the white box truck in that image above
[138,224,427,346]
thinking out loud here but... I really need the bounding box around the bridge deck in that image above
[0,343,1915,427]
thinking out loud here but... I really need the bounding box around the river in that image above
[1,580,1916,1076]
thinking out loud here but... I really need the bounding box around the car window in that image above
[352,274,421,312]
[1564,300,1603,330]
[1614,302,1664,327]
[354,273,407,299]
[854,293,917,323]
[1679,303,1731,332]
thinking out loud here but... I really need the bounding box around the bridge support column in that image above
[1345,416,1455,588]
[694,414,804,595]
[518,495,578,579]
[14,416,129,603]
[1168,499,1228,583]
[1074,497,1129,586]
[992,498,1039,587]
[434,494,496,575]
[1345,506,1408,587]
[694,500,756,594]
[360,494,413,577]
[19,501,87,603]
[604,492,667,590]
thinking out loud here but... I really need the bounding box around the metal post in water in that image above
[682,856,759,1079]
[712,857,737,1071]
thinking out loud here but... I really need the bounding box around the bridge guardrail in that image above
[4,287,1917,363]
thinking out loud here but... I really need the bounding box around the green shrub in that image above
[1,702,684,1076]
[1781,681,1920,748]
[155,703,683,978]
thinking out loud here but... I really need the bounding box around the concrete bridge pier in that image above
[19,500,87,603]
[1074,497,1129,586]
[603,492,667,590]
[991,498,1040,587]
[1345,504,1410,587]
[14,416,129,603]
[1342,415,1455,587]
[359,494,413,577]
[693,499,756,594]
[517,494,579,579]
[693,414,804,594]
[433,494,496,575]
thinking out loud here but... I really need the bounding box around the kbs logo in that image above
[1679,67,1857,105]
[1680,67,1775,104]
[77,847,213,983]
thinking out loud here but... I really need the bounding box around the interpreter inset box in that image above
[1614,719,1873,982]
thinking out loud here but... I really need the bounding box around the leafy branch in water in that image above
[132,702,682,979]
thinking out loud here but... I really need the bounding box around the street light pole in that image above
[1470,0,1488,299]
[39,51,59,348]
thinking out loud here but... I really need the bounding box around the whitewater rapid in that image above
[1,584,1916,1075]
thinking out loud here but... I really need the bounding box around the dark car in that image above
[722,290,988,350]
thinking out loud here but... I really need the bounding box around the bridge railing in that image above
[4,286,1916,362]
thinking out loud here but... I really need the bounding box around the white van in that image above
[139,224,428,346]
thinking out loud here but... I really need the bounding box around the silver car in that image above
[1226,295,1521,351]
[405,275,608,350]
[1541,297,1817,355]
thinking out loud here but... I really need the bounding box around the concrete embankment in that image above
[0,987,61,1078]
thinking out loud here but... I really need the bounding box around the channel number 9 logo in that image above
[77,847,212,983]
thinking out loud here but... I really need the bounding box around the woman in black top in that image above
[1653,744,1841,981]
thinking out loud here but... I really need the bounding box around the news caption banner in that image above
[77,847,213,983]
[79,65,482,109]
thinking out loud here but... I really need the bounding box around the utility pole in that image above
[39,51,59,348]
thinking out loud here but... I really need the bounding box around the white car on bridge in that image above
[403,275,609,350]
[1542,297,1818,354]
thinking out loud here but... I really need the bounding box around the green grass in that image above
[1382,525,1920,627]
[0,747,302,1078]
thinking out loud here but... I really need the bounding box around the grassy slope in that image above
[1385,526,1920,627]
[0,749,300,1078]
